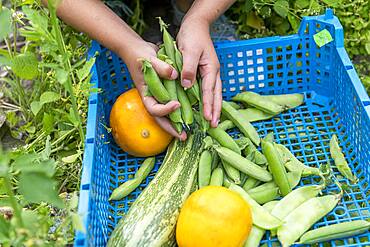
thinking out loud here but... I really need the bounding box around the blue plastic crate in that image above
[75,9,370,247]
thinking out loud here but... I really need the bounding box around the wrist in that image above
[117,39,153,65]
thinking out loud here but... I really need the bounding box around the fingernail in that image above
[170,69,178,80]
[182,79,192,88]
[173,102,181,109]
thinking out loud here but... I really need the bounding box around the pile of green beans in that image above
[127,47,363,247]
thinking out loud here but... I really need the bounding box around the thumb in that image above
[150,57,178,80]
[181,49,201,88]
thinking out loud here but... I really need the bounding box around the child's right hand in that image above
[118,40,187,141]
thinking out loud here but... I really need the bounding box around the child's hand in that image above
[119,40,187,140]
[177,17,222,128]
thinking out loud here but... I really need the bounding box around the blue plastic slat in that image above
[75,9,370,247]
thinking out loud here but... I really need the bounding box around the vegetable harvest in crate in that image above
[105,18,370,247]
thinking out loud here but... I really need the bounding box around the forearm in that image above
[183,0,236,26]
[42,0,144,59]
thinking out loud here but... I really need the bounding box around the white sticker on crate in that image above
[248,76,255,82]
[247,60,253,65]
[249,84,255,89]
[239,77,245,83]
[227,63,233,68]
[257,66,264,72]
[257,58,263,64]
[237,61,244,66]
[228,71,235,76]
[258,74,265,80]
[246,50,253,56]
[256,49,263,55]
[248,68,254,74]
[237,52,243,57]
[238,69,244,75]
[258,83,265,88]
[229,79,235,84]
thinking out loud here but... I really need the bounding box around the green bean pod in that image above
[230,184,282,230]
[271,185,323,220]
[215,146,272,182]
[264,93,304,109]
[163,79,183,123]
[218,120,235,131]
[109,157,155,201]
[228,101,241,110]
[232,91,284,115]
[210,151,219,170]
[262,140,291,196]
[209,167,224,186]
[276,144,321,177]
[198,150,212,188]
[207,127,240,154]
[299,220,370,244]
[239,108,275,122]
[221,101,260,146]
[243,138,267,165]
[142,59,171,103]
[176,82,193,125]
[186,90,198,106]
[249,187,279,204]
[158,17,176,68]
[277,194,341,247]
[221,159,241,185]
[235,136,249,150]
[198,79,210,132]
[187,79,201,101]
[330,134,357,183]
[243,176,261,191]
[243,201,279,247]
[222,173,232,188]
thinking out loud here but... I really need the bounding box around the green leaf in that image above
[18,171,64,208]
[40,91,60,105]
[259,6,271,18]
[55,68,68,84]
[288,13,300,32]
[21,210,39,235]
[0,215,10,242]
[273,0,289,18]
[77,57,95,82]
[246,12,264,30]
[71,213,85,233]
[40,136,51,161]
[11,53,39,80]
[295,0,310,9]
[365,43,370,54]
[12,153,38,171]
[313,29,333,47]
[244,0,254,13]
[30,101,42,116]
[62,151,82,164]
[0,7,12,42]
[0,55,11,66]
[42,113,54,134]
[68,108,79,127]
[321,0,341,7]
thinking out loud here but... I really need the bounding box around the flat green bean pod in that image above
[221,101,260,146]
[215,146,272,182]
[176,82,193,125]
[239,108,275,122]
[271,185,323,221]
[230,184,282,230]
[228,101,241,110]
[232,91,284,115]
[276,144,321,177]
[243,201,279,247]
[222,173,232,188]
[277,194,341,247]
[263,93,304,109]
[299,220,370,244]
[157,17,176,69]
[330,134,357,183]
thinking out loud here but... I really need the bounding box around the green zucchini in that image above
[107,132,204,247]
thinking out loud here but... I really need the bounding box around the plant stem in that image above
[48,1,85,143]
[3,175,24,227]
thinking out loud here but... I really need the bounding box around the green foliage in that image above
[227,0,370,93]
